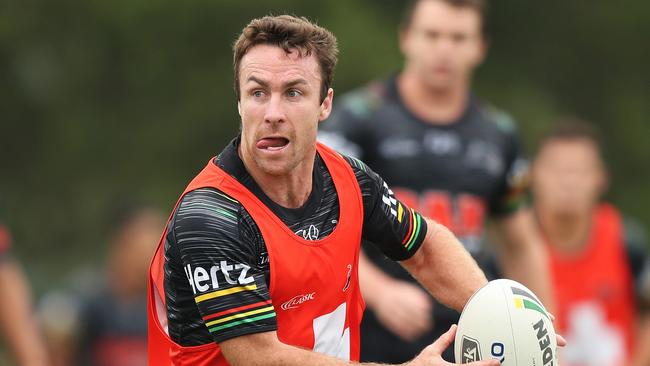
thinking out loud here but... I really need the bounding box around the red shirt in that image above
[547,203,636,366]
[148,143,365,365]
[0,224,12,257]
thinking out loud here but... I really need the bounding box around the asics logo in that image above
[281,292,316,310]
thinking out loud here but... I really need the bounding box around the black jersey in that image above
[163,137,427,346]
[318,75,529,362]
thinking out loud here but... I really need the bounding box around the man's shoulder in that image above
[338,152,370,175]
[621,212,647,253]
[337,152,383,189]
[172,187,244,237]
[337,79,392,119]
[594,202,646,253]
[178,187,242,210]
[473,99,519,136]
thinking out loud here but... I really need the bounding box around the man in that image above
[318,0,552,362]
[531,120,650,366]
[42,202,163,366]
[148,15,499,366]
[0,217,50,366]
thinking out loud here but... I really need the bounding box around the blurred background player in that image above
[319,0,552,362]
[40,201,163,366]
[0,212,50,366]
[531,120,650,366]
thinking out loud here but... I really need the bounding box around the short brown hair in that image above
[536,117,604,158]
[400,0,486,31]
[233,15,338,102]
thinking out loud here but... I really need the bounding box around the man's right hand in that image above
[408,325,500,366]
[373,279,433,341]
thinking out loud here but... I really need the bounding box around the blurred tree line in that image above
[0,0,649,292]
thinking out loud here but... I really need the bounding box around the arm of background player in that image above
[401,218,488,312]
[630,316,650,366]
[219,325,499,366]
[357,251,433,341]
[491,209,555,313]
[0,260,50,366]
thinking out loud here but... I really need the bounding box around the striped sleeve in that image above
[173,188,277,343]
[344,156,428,261]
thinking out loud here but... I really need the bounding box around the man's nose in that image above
[264,94,285,124]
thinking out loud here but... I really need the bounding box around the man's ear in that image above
[318,88,334,122]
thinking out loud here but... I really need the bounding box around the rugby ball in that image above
[455,279,558,365]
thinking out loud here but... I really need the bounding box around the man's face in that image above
[400,0,485,91]
[110,210,164,294]
[237,44,333,177]
[532,139,606,217]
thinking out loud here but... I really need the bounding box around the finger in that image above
[556,333,567,347]
[466,359,500,366]
[430,324,456,355]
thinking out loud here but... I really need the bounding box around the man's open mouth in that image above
[256,137,290,151]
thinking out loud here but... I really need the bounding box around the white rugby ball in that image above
[455,279,558,365]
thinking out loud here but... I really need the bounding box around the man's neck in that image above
[238,147,315,209]
[397,70,470,125]
[537,207,593,253]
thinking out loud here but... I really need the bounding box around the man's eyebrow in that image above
[245,76,309,88]
[246,76,269,87]
[284,78,308,87]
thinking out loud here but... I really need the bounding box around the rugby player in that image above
[0,218,49,366]
[148,14,499,366]
[531,120,650,366]
[318,0,553,362]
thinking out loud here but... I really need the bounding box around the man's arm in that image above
[0,261,50,366]
[401,218,487,312]
[630,315,650,366]
[491,209,554,312]
[219,326,498,366]
[358,251,433,341]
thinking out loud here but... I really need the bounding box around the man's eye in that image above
[287,89,301,97]
[253,90,264,97]
[452,34,468,43]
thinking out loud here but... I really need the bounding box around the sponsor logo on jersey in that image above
[381,182,398,218]
[184,261,254,295]
[281,292,316,310]
[424,131,462,156]
[295,224,320,241]
[342,264,352,292]
[461,336,482,362]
